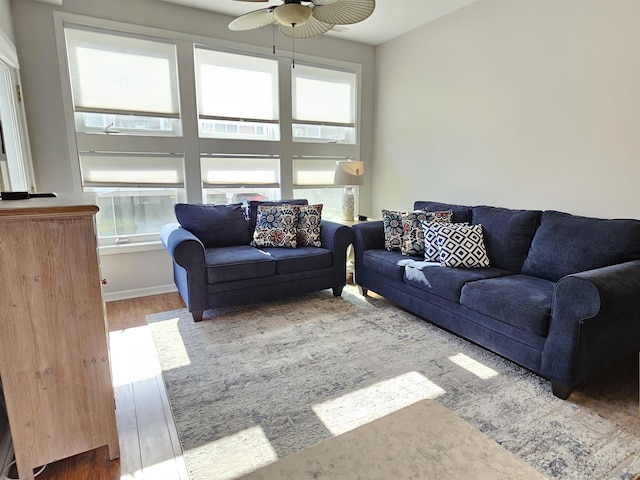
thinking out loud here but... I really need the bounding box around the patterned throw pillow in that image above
[401,210,453,256]
[436,223,490,268]
[297,204,323,247]
[422,221,443,261]
[382,209,404,251]
[252,204,300,248]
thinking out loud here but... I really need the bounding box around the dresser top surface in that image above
[0,192,98,218]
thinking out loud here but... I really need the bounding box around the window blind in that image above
[200,156,280,187]
[65,26,179,117]
[79,153,184,187]
[195,47,278,122]
[292,64,355,126]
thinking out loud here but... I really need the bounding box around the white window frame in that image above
[54,12,363,251]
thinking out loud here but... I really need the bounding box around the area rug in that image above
[147,285,640,480]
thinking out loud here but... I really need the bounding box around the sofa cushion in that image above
[521,210,640,282]
[261,246,332,274]
[205,246,275,284]
[251,204,300,248]
[297,204,323,247]
[382,209,406,251]
[471,206,541,273]
[413,201,472,224]
[404,262,512,302]
[362,249,420,282]
[175,203,251,248]
[248,199,308,235]
[460,275,556,337]
[436,224,490,268]
[401,210,452,256]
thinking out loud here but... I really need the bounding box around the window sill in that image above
[99,241,165,256]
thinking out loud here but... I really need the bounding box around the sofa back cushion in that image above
[413,201,471,224]
[175,203,251,248]
[522,210,640,281]
[471,206,541,273]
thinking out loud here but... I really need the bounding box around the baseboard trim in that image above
[104,284,177,302]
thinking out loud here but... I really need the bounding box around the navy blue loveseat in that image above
[161,200,353,322]
[352,201,640,399]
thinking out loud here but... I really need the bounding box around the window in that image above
[292,156,353,220]
[293,157,342,186]
[292,64,356,144]
[64,25,185,245]
[195,48,279,140]
[201,155,280,205]
[79,152,186,243]
[65,26,181,136]
[60,18,362,248]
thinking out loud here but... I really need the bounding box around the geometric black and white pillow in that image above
[435,223,490,268]
[421,220,444,262]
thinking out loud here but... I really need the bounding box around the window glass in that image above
[292,64,356,144]
[292,187,344,220]
[195,48,279,140]
[203,188,280,205]
[87,187,186,244]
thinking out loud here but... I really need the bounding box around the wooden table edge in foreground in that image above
[240,399,547,480]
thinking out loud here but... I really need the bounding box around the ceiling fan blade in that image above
[279,16,334,39]
[311,0,339,4]
[233,0,269,2]
[229,8,277,31]
[312,0,375,25]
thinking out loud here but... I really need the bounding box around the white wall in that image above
[9,0,376,300]
[374,0,640,220]
[0,0,14,43]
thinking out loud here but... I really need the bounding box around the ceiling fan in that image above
[228,0,376,39]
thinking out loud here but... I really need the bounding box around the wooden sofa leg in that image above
[192,311,203,322]
[551,381,572,400]
[358,286,368,297]
[332,286,344,297]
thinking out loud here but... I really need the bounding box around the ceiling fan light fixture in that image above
[274,3,312,27]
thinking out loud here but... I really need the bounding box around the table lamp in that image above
[333,160,364,221]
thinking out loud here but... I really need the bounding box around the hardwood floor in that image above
[11,293,188,480]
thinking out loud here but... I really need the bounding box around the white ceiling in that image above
[158,0,478,46]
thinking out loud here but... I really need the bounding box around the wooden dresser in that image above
[0,193,119,480]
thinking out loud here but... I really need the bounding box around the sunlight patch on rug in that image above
[186,426,278,480]
[448,353,499,380]
[312,371,445,435]
[147,315,192,370]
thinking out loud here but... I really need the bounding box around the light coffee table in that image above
[240,399,546,480]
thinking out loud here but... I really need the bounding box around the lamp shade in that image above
[333,161,364,186]
[274,4,313,27]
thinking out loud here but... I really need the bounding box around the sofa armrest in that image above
[351,220,384,271]
[320,220,354,293]
[320,220,353,253]
[161,223,205,266]
[542,259,640,386]
[351,220,385,253]
[160,223,208,313]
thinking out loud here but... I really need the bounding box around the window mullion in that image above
[175,40,202,204]
[278,56,293,199]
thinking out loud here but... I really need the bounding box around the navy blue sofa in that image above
[161,200,353,322]
[352,201,640,399]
